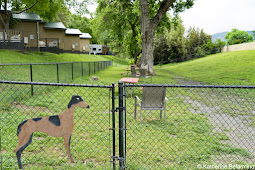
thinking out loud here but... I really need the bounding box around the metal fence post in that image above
[94,62,96,74]
[0,126,2,170]
[118,81,125,169]
[89,62,91,76]
[81,62,84,76]
[30,64,33,96]
[56,64,59,83]
[111,83,116,170]
[71,63,74,80]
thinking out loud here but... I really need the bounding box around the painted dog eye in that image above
[76,98,80,101]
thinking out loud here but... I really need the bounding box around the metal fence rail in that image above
[0,60,112,83]
[123,83,255,169]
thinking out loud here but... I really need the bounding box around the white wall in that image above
[222,42,255,53]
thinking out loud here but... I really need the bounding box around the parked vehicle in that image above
[89,44,103,55]
[89,44,110,55]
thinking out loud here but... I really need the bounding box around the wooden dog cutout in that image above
[13,95,89,169]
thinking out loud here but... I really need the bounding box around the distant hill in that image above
[212,31,254,42]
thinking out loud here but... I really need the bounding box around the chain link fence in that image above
[0,61,112,83]
[124,84,255,169]
[1,81,255,169]
[0,81,114,169]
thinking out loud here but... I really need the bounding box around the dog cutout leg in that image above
[63,134,75,163]
[15,133,34,169]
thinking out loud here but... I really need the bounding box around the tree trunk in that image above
[140,28,155,75]
[139,0,176,75]
[0,12,10,29]
[140,0,156,75]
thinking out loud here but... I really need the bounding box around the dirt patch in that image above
[11,101,53,114]
[175,76,255,163]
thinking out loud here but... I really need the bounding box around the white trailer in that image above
[89,44,103,55]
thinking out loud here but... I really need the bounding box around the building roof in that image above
[44,22,66,30]
[65,29,82,35]
[12,12,41,21]
[80,33,92,39]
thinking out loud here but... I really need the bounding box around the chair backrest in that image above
[139,69,146,78]
[131,67,136,77]
[141,87,166,109]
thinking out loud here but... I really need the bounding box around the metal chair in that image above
[139,69,152,83]
[135,87,168,121]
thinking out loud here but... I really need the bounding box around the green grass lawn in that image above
[0,50,112,64]
[1,50,255,169]
[163,50,255,85]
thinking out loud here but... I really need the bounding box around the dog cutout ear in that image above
[68,95,84,108]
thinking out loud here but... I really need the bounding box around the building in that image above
[39,22,66,53]
[0,11,41,51]
[12,12,41,50]
[0,11,92,54]
[64,28,82,53]
[80,33,92,54]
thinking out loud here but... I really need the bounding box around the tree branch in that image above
[11,0,39,14]
[152,0,175,29]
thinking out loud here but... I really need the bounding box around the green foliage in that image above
[153,25,225,64]
[2,0,85,24]
[129,58,135,65]
[54,5,72,26]
[91,0,142,61]
[154,19,187,64]
[67,14,94,42]
[186,27,212,55]
[9,15,18,29]
[68,14,91,34]
[225,28,253,45]
[9,0,63,22]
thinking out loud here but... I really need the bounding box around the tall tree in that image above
[225,28,253,45]
[154,18,187,64]
[186,27,211,55]
[92,0,142,62]
[140,0,194,75]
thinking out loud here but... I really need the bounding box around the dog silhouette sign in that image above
[14,95,89,169]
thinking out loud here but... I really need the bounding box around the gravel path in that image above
[175,76,255,163]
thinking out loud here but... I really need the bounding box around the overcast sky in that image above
[86,0,255,35]
[178,0,255,34]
